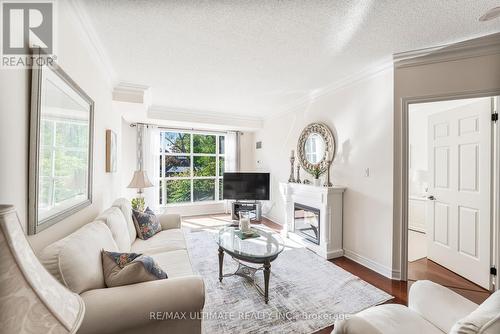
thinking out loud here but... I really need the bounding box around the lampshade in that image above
[127,170,154,189]
[0,205,85,333]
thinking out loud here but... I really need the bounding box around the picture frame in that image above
[106,129,117,173]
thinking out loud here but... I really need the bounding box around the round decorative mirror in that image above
[297,122,335,175]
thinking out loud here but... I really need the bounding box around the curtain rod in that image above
[129,122,242,135]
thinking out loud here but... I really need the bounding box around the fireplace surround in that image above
[280,182,346,259]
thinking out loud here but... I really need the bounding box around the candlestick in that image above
[296,165,301,184]
[288,156,295,183]
[323,157,333,187]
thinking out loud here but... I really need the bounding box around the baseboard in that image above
[344,249,393,279]
[326,249,344,259]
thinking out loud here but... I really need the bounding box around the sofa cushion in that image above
[450,290,500,334]
[131,229,187,254]
[96,207,131,252]
[39,221,118,294]
[112,198,137,242]
[102,250,167,287]
[132,207,162,240]
[150,250,194,278]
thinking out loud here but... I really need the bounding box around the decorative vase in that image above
[239,210,251,232]
[313,178,321,187]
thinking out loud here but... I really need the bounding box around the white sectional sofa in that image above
[39,198,205,334]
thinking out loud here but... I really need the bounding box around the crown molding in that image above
[394,32,500,68]
[66,0,117,88]
[113,82,151,104]
[266,57,393,121]
[147,105,263,130]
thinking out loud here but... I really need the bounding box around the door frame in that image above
[400,90,500,291]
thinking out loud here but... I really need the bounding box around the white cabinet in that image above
[409,196,427,233]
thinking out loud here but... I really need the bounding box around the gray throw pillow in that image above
[132,207,162,240]
[102,250,167,288]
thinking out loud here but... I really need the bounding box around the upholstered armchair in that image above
[0,205,85,334]
[333,280,500,334]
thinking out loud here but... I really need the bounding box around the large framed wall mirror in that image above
[29,49,94,235]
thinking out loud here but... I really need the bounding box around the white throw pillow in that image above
[450,290,500,334]
[39,221,118,294]
[96,207,131,252]
[112,198,137,242]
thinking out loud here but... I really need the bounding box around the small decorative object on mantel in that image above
[323,149,333,187]
[296,165,301,184]
[128,170,154,211]
[288,150,296,183]
[312,166,321,186]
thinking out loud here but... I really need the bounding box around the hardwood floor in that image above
[408,257,490,304]
[183,213,490,333]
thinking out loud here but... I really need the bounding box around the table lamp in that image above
[127,170,153,211]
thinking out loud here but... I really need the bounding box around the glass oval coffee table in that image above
[217,226,284,303]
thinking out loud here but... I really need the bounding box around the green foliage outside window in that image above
[194,156,216,176]
[160,131,224,205]
[193,134,216,153]
[166,180,191,203]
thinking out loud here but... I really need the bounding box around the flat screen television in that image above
[223,172,270,201]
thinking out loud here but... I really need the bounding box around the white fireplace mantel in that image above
[280,182,346,259]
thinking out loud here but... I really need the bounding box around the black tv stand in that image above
[231,201,262,222]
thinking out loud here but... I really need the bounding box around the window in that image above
[159,131,225,205]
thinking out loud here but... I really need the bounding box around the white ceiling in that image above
[80,0,500,119]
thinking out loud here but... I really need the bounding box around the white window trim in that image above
[158,130,225,206]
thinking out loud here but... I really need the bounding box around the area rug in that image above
[184,229,393,334]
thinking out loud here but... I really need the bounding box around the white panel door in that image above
[427,98,492,289]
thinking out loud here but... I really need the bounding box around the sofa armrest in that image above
[159,213,181,230]
[78,276,205,334]
[409,280,478,333]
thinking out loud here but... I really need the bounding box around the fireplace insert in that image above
[294,203,320,245]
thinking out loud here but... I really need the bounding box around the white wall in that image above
[239,132,256,171]
[0,1,122,252]
[255,68,395,276]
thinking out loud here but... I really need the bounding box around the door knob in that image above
[427,195,436,200]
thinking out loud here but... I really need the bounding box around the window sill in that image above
[162,200,226,208]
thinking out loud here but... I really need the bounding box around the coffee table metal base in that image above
[218,247,271,303]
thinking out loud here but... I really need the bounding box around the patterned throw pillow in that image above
[101,250,167,288]
[132,207,162,240]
